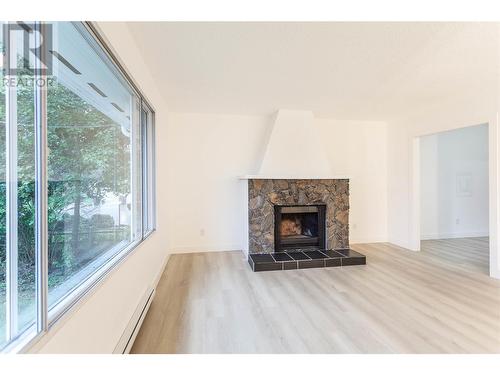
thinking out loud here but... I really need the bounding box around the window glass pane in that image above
[0,22,37,347]
[47,22,141,308]
[15,29,37,336]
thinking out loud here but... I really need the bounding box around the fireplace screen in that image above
[274,204,326,251]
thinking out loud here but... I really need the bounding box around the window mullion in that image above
[141,105,147,238]
[5,23,19,341]
[33,21,49,334]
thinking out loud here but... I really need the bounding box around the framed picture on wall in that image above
[456,173,473,197]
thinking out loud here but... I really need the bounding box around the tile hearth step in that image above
[248,249,366,272]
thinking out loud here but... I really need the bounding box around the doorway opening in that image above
[419,124,489,275]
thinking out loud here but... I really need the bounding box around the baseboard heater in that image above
[113,287,155,354]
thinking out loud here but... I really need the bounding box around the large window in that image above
[0,22,156,351]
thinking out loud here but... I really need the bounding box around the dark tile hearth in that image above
[283,261,298,270]
[248,249,366,272]
[303,250,328,259]
[335,249,364,258]
[272,252,294,262]
[321,250,345,258]
[299,259,325,269]
[288,251,310,261]
[335,249,367,266]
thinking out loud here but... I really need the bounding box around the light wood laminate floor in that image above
[421,237,490,275]
[131,239,500,353]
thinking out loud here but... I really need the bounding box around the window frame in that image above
[141,101,156,238]
[1,21,157,353]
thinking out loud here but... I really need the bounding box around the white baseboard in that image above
[152,253,170,289]
[387,238,414,251]
[113,253,171,354]
[113,287,155,354]
[170,245,243,254]
[421,231,489,240]
[350,237,388,244]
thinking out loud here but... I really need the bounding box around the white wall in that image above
[420,135,439,237]
[165,113,270,253]
[387,89,499,278]
[29,23,172,353]
[166,113,388,253]
[420,124,489,239]
[386,24,500,279]
[258,110,332,177]
[316,119,388,243]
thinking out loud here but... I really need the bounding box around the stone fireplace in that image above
[243,178,365,271]
[248,179,349,254]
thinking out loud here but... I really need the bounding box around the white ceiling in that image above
[126,22,498,120]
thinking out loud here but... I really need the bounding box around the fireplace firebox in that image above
[274,204,326,251]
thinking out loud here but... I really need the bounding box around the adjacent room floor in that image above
[420,237,489,275]
[131,242,500,354]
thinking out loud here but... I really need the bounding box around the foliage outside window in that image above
[0,22,155,351]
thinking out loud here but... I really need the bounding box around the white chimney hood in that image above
[240,109,349,180]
